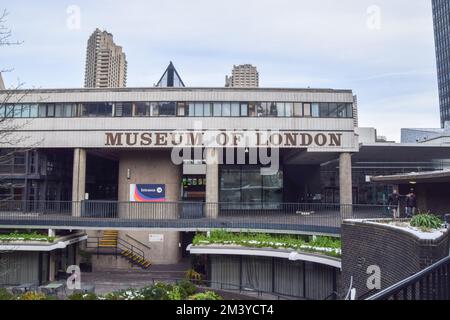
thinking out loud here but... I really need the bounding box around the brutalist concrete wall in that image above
[341,220,449,299]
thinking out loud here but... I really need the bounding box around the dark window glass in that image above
[0,105,4,118]
[115,103,133,117]
[269,103,278,117]
[319,103,329,117]
[336,103,347,118]
[21,104,31,118]
[346,104,353,118]
[329,103,338,117]
[159,102,176,116]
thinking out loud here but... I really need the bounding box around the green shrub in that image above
[178,279,197,296]
[140,282,173,300]
[410,214,442,230]
[0,288,13,300]
[189,291,223,300]
[68,292,98,300]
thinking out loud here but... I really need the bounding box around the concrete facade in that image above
[117,149,182,264]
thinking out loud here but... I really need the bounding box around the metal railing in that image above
[0,200,390,235]
[366,256,450,300]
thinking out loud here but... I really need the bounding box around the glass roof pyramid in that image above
[156,61,185,87]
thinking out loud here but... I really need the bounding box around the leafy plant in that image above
[16,291,49,300]
[68,292,98,300]
[189,291,223,300]
[0,288,13,300]
[410,213,442,231]
[185,269,203,283]
[178,279,197,296]
[168,286,184,300]
[193,230,341,257]
[0,231,55,242]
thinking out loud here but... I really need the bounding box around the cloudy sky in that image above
[0,0,440,141]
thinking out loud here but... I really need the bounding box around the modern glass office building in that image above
[432,0,450,127]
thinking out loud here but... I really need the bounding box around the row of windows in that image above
[0,101,354,119]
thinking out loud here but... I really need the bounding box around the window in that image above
[194,103,204,116]
[222,103,231,117]
[159,102,176,116]
[240,103,248,117]
[328,103,338,117]
[115,103,133,117]
[257,103,267,117]
[285,103,293,117]
[319,103,329,117]
[213,103,222,116]
[204,103,212,117]
[311,103,319,117]
[55,104,64,117]
[20,104,31,118]
[293,103,302,117]
[336,103,348,118]
[0,104,4,118]
[81,103,113,117]
[150,102,159,116]
[63,104,74,117]
[188,103,195,117]
[136,102,151,116]
[38,104,47,118]
[303,103,311,117]
[276,102,285,117]
[46,104,55,117]
[177,102,187,116]
[248,103,256,117]
[231,103,240,117]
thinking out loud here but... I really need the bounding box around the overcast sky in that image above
[0,0,440,141]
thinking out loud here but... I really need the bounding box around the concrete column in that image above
[205,148,219,218]
[339,152,353,218]
[48,251,56,282]
[72,148,86,217]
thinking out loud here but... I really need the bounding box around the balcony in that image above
[0,201,390,235]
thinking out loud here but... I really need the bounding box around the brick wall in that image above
[341,220,449,299]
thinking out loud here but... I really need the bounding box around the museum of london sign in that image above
[104,130,346,149]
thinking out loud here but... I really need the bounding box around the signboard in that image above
[149,234,164,242]
[130,184,166,202]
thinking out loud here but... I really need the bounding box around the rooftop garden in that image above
[369,213,447,240]
[0,231,55,243]
[192,230,341,258]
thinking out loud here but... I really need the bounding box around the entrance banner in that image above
[130,184,166,202]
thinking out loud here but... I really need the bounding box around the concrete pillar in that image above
[72,148,86,217]
[205,148,219,218]
[339,152,353,218]
[48,251,56,282]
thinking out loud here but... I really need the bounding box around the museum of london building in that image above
[1,82,450,297]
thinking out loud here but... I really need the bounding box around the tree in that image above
[0,9,34,203]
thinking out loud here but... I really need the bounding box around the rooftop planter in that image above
[192,230,341,258]
[0,231,55,243]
